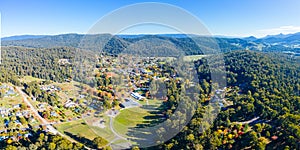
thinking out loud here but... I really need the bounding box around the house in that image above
[216,89,225,95]
[64,100,77,108]
[0,85,8,89]
[5,89,16,97]
[0,108,11,117]
[24,133,32,138]
[0,136,7,141]
[78,94,85,99]
[130,92,145,101]
[0,85,17,97]
[28,116,35,123]
[13,104,21,109]
[58,59,71,65]
[16,111,22,117]
[74,108,81,113]
[50,111,58,117]
[22,111,29,117]
[139,68,153,75]
[14,120,22,126]
[38,104,46,109]
[65,78,72,82]
[40,85,60,93]
[31,96,36,101]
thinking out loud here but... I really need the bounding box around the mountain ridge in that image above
[2,33,300,54]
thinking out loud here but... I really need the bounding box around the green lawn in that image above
[55,119,99,140]
[138,99,162,106]
[113,107,151,137]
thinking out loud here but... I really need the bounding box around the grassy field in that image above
[0,94,22,106]
[55,119,100,140]
[155,55,208,63]
[52,81,81,101]
[0,83,22,106]
[137,99,162,106]
[113,107,151,137]
[19,76,44,83]
[183,55,209,61]
[84,115,115,141]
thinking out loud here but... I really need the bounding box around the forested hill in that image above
[2,34,300,54]
[157,50,300,150]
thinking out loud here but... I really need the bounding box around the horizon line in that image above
[2,31,300,39]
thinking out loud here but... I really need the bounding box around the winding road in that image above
[107,112,132,149]
[234,116,260,125]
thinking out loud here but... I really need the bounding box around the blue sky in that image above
[1,0,300,37]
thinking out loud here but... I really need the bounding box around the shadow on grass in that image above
[125,100,169,147]
[64,131,95,148]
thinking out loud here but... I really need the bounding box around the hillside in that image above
[2,33,300,54]
[156,51,300,149]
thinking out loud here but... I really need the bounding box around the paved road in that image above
[16,87,86,147]
[16,87,58,133]
[108,114,132,149]
[109,116,127,141]
[234,117,260,125]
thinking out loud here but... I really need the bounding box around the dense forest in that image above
[3,34,300,54]
[149,51,300,150]
[0,46,97,84]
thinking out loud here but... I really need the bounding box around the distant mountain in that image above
[1,35,46,41]
[243,36,257,41]
[262,33,291,39]
[2,33,300,54]
[117,34,197,38]
[255,32,300,45]
[262,32,300,39]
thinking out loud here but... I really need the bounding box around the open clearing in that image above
[19,76,44,83]
[54,119,99,140]
[0,95,22,106]
[84,115,115,141]
[113,107,152,137]
[155,54,208,62]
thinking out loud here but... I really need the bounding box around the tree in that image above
[48,143,56,150]
[5,145,17,150]
[29,144,38,150]
[8,121,14,128]
[112,99,119,108]
[93,136,108,149]
[19,117,27,125]
[131,146,140,150]
[186,134,195,141]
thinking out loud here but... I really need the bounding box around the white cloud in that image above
[255,26,300,37]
